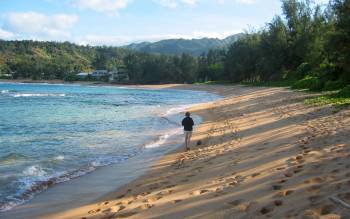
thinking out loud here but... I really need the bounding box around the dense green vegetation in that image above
[0,0,349,107]
[0,41,129,80]
[206,0,350,107]
[0,41,199,83]
[221,0,349,88]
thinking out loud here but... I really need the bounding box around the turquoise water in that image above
[0,82,219,211]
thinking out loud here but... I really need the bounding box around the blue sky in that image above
[0,0,328,46]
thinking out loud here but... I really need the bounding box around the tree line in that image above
[210,0,349,92]
[0,40,198,83]
[0,0,349,92]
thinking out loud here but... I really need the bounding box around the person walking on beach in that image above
[182,112,194,151]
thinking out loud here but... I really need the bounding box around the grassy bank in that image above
[200,79,350,109]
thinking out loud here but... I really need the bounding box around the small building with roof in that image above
[109,66,129,83]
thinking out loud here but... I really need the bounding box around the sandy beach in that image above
[2,84,350,219]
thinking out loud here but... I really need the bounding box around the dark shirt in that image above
[182,117,194,131]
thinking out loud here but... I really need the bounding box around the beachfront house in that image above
[0,73,13,79]
[109,66,129,83]
[76,72,89,79]
[75,68,129,82]
[91,70,109,80]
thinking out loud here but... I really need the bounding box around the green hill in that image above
[124,34,242,56]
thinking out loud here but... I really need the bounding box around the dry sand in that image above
[3,84,350,219]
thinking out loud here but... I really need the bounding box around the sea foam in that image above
[144,128,181,149]
[12,93,66,97]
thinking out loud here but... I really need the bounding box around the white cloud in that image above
[2,12,78,39]
[153,0,199,8]
[235,0,256,4]
[72,0,131,13]
[74,31,240,46]
[181,0,198,5]
[191,30,239,39]
[0,28,15,40]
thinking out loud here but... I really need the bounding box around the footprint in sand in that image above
[303,209,319,219]
[157,190,173,196]
[260,205,274,215]
[98,201,110,207]
[180,178,190,183]
[136,192,150,199]
[304,176,325,184]
[331,168,341,173]
[105,205,125,213]
[296,159,305,164]
[171,199,183,204]
[146,195,162,203]
[214,186,225,192]
[284,172,294,177]
[137,203,153,210]
[234,203,251,212]
[226,199,253,212]
[303,149,312,154]
[334,182,343,190]
[319,214,342,219]
[251,172,260,178]
[278,189,294,197]
[318,204,336,216]
[88,208,101,214]
[296,155,304,160]
[141,191,150,196]
[227,199,245,206]
[122,196,136,205]
[308,195,324,205]
[191,189,209,195]
[278,179,288,184]
[307,185,323,193]
[273,200,283,206]
[165,184,176,189]
[293,168,303,174]
[226,181,238,187]
[272,185,283,190]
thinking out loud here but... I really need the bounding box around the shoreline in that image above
[2,83,350,219]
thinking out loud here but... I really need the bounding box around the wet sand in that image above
[2,84,350,219]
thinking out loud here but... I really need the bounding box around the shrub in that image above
[318,61,338,81]
[323,80,346,91]
[281,70,292,80]
[337,85,350,97]
[64,74,78,81]
[295,63,312,79]
[292,76,323,91]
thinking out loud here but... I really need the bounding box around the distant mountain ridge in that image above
[124,33,243,56]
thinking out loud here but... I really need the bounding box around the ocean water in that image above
[0,82,219,211]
